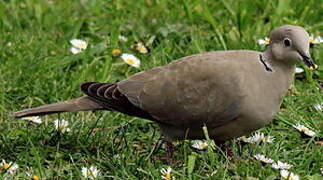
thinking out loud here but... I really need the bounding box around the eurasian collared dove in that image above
[12,25,317,143]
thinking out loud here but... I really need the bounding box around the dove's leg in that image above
[152,139,175,163]
[165,141,174,159]
[216,143,234,157]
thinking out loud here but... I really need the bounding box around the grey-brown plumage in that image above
[12,25,316,142]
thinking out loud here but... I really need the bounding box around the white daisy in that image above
[303,129,316,137]
[22,116,42,124]
[70,39,87,54]
[70,47,82,54]
[253,154,274,164]
[26,170,40,180]
[295,67,304,74]
[236,136,254,143]
[53,120,71,133]
[314,103,323,111]
[132,42,148,54]
[0,160,19,174]
[160,167,174,180]
[309,35,323,44]
[248,132,275,143]
[191,140,208,150]
[320,167,323,175]
[293,124,309,132]
[293,124,316,137]
[280,170,300,180]
[113,154,121,159]
[118,35,128,42]
[121,53,141,68]
[258,37,270,46]
[272,161,292,170]
[81,166,100,179]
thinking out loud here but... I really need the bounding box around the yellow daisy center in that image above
[58,125,66,131]
[126,59,136,65]
[32,175,40,180]
[87,171,93,177]
[2,163,10,169]
[287,176,294,180]
[165,173,171,180]
[137,46,147,53]
[80,45,86,49]
[112,49,121,56]
[309,38,315,43]
[200,143,208,148]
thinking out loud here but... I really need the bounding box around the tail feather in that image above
[12,96,103,118]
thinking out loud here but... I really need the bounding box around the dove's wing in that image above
[82,51,244,129]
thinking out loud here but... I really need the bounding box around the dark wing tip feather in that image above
[88,83,103,97]
[104,84,117,100]
[81,82,97,94]
[112,86,122,100]
[80,81,154,120]
[97,84,114,98]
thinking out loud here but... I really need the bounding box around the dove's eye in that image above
[283,38,292,47]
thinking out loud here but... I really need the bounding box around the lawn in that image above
[0,0,322,179]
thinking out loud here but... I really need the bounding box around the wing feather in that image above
[117,52,243,128]
[81,52,243,129]
[80,82,154,120]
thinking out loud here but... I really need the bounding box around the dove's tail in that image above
[12,96,104,118]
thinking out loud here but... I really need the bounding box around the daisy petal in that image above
[53,120,71,133]
[70,39,87,54]
[22,116,42,124]
[280,170,299,180]
[314,103,323,111]
[191,140,208,150]
[121,53,141,68]
[272,161,292,170]
[293,123,317,137]
[70,47,82,54]
[258,37,270,46]
[0,160,19,174]
[309,35,323,44]
[70,39,87,50]
[160,167,173,180]
[81,166,100,179]
[295,67,304,74]
[118,35,128,42]
[253,154,274,164]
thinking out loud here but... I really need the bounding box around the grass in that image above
[0,0,322,179]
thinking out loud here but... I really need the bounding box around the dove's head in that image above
[268,25,317,70]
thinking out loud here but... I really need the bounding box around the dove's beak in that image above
[299,52,318,70]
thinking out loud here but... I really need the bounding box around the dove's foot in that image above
[152,140,175,163]
[216,143,234,158]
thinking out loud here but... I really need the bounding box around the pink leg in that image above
[152,139,174,163]
[216,143,234,157]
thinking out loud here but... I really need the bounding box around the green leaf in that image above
[187,153,197,178]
